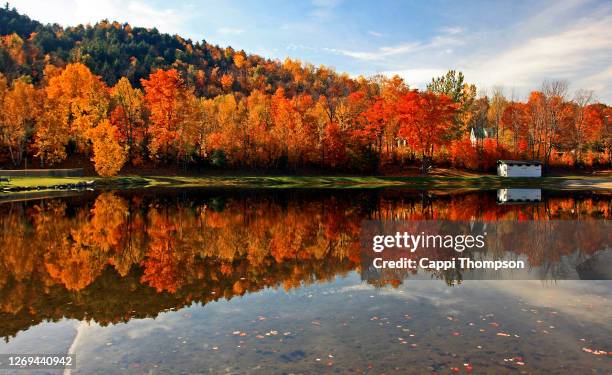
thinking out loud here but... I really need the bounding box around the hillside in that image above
[0,5,609,177]
[0,4,356,98]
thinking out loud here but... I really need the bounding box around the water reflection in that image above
[0,189,609,340]
[497,188,542,203]
[0,189,610,374]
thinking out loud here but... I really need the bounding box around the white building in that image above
[497,160,542,177]
[470,127,496,146]
[497,189,542,203]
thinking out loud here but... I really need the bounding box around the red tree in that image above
[397,90,457,172]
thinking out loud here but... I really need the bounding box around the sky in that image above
[11,0,612,103]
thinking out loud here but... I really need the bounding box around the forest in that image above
[0,5,610,176]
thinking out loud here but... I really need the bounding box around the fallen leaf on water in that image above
[582,348,608,355]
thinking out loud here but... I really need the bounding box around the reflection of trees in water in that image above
[0,190,609,341]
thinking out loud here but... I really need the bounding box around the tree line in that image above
[0,6,610,176]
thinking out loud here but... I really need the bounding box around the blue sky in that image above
[12,0,612,102]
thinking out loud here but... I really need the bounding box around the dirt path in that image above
[562,179,612,190]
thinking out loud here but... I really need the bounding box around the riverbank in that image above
[1,174,611,194]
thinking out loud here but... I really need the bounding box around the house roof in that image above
[470,127,487,138]
[497,160,542,166]
[470,127,497,139]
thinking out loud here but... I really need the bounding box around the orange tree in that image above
[397,90,457,173]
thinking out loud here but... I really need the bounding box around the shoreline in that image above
[1,175,611,196]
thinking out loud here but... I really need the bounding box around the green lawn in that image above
[2,174,610,192]
[2,176,94,187]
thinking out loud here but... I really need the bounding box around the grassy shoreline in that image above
[1,174,611,193]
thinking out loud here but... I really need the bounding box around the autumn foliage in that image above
[88,119,127,177]
[0,189,609,340]
[0,7,610,174]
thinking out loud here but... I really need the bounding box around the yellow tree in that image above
[110,77,144,163]
[34,106,69,166]
[212,93,242,162]
[88,119,127,177]
[246,90,273,166]
[183,96,216,159]
[0,73,7,160]
[45,63,109,152]
[3,78,40,166]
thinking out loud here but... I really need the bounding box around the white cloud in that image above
[481,280,612,325]
[368,30,383,37]
[439,26,465,35]
[12,0,192,36]
[323,29,464,62]
[471,13,612,99]
[217,27,245,35]
[310,0,344,20]
[328,1,612,102]
[325,42,421,61]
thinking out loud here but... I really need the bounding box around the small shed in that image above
[497,188,542,203]
[496,160,541,177]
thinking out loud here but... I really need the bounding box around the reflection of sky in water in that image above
[2,276,610,374]
[0,189,609,373]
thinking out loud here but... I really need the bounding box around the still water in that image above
[0,188,610,374]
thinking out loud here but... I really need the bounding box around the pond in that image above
[0,188,610,374]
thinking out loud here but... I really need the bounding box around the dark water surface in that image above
[0,188,610,374]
